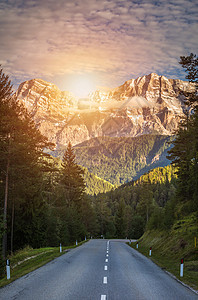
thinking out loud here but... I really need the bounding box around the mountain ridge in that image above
[15,73,195,148]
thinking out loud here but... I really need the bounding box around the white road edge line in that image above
[101,295,106,300]
[103,276,107,284]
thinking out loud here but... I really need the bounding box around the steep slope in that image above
[131,214,198,290]
[50,155,114,195]
[15,74,195,148]
[73,134,174,185]
[83,168,115,195]
[15,79,90,146]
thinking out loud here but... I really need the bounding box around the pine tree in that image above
[115,198,126,238]
[0,66,13,258]
[61,142,85,207]
[168,53,198,215]
[59,142,86,242]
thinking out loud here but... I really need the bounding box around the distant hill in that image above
[83,168,115,195]
[50,155,114,195]
[72,134,174,185]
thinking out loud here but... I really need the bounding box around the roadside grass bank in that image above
[0,240,88,288]
[128,213,198,291]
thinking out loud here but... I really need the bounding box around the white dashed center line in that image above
[101,242,109,299]
[103,277,107,284]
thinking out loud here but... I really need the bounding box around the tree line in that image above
[91,165,177,239]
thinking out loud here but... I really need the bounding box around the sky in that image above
[0,0,198,97]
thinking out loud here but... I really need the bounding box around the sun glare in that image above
[68,75,96,98]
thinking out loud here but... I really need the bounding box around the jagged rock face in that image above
[15,74,195,147]
[15,79,86,146]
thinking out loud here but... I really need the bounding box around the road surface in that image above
[0,239,197,299]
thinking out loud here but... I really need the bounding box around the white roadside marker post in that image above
[180,258,184,277]
[149,247,152,256]
[76,240,78,246]
[60,243,62,253]
[136,242,138,249]
[6,259,10,280]
[85,236,86,241]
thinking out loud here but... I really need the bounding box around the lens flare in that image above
[67,74,96,98]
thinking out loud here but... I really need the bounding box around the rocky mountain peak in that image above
[15,74,196,148]
[16,78,77,119]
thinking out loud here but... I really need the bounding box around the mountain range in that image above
[15,73,194,148]
[15,73,194,184]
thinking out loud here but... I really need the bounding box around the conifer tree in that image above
[59,142,86,241]
[115,198,126,238]
[0,65,13,258]
[168,53,198,214]
[61,141,85,207]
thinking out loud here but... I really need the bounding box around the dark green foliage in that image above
[129,215,145,239]
[179,53,198,83]
[115,199,127,238]
[61,141,85,207]
[92,165,177,238]
[163,199,176,229]
[0,66,12,101]
[168,53,198,215]
[50,142,98,244]
[0,66,57,262]
[83,168,115,195]
[147,206,164,230]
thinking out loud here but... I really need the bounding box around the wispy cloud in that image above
[0,0,197,92]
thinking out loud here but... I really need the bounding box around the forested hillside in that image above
[92,165,177,239]
[83,168,115,195]
[49,156,115,195]
[73,134,174,185]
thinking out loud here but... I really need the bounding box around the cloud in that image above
[77,95,154,113]
[0,0,197,92]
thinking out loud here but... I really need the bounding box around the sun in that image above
[68,74,96,98]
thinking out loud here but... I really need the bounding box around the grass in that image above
[128,213,198,291]
[0,240,87,288]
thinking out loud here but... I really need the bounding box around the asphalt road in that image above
[0,239,197,300]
